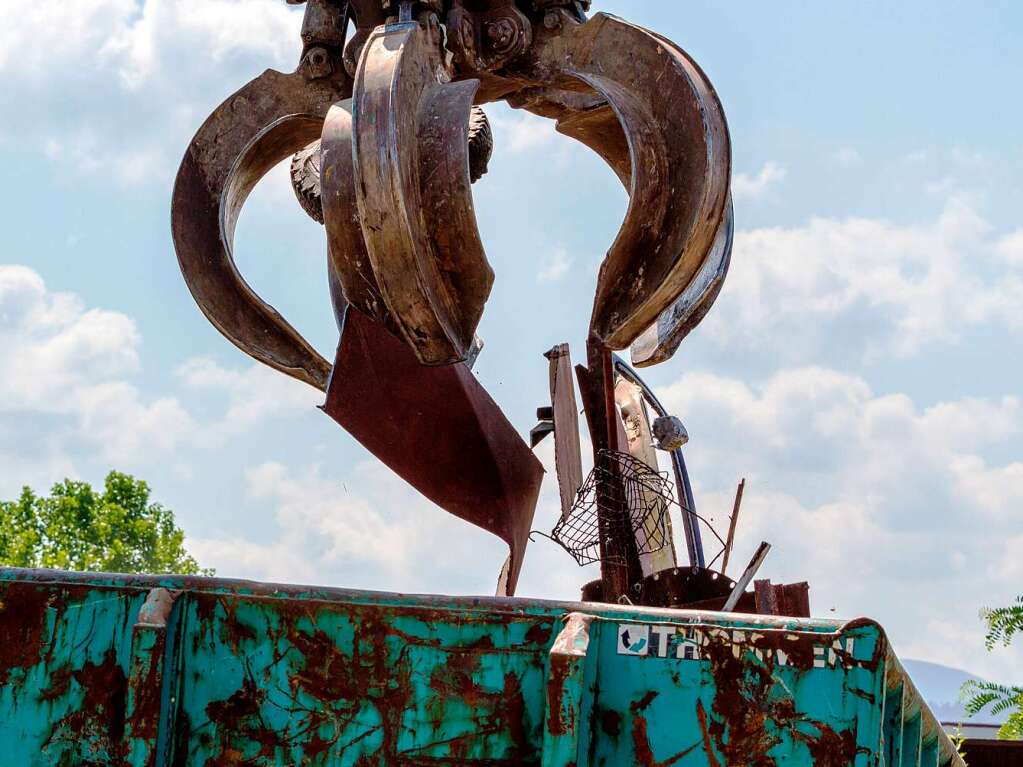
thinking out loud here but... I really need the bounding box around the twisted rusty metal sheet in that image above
[322,307,543,596]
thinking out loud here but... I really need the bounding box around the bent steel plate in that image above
[323,307,543,596]
[172,67,349,391]
[352,21,493,366]
[531,13,731,352]
[630,196,734,367]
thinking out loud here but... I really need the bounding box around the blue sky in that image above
[1,0,1021,687]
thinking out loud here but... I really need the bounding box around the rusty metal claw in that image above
[172,2,350,391]
[631,196,734,367]
[525,13,732,352]
[317,19,495,366]
[172,69,349,391]
[350,20,494,365]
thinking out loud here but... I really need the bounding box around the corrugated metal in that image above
[0,567,964,766]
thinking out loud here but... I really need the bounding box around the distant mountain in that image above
[903,659,1006,725]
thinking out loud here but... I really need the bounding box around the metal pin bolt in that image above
[301,45,334,79]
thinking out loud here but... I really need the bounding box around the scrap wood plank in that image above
[545,344,584,519]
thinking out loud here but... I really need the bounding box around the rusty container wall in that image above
[0,567,963,766]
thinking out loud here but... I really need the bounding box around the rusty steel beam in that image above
[721,478,746,576]
[723,541,772,612]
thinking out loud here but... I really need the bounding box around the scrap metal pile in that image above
[172,0,807,613]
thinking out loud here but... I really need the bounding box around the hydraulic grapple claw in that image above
[171,1,734,596]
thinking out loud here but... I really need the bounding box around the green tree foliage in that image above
[0,471,210,575]
[963,596,1023,740]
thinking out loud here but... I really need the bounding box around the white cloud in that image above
[997,229,1023,266]
[44,131,165,186]
[536,246,574,283]
[176,356,320,444]
[705,193,1023,361]
[190,460,514,593]
[0,264,200,469]
[182,359,1023,680]
[732,161,787,202]
[0,265,319,482]
[0,0,135,76]
[0,265,140,411]
[187,399,597,597]
[100,0,301,90]
[925,176,959,197]
[493,110,560,154]
[0,0,302,185]
[832,147,863,167]
[950,147,990,170]
[0,0,299,85]
[485,107,583,176]
[657,366,1023,681]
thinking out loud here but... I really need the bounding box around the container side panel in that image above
[169,591,556,765]
[587,618,885,766]
[902,714,923,767]
[0,569,966,767]
[883,685,906,767]
[0,581,147,766]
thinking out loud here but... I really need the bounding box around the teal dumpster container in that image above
[0,567,962,766]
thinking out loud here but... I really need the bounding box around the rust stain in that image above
[696,700,724,767]
[696,629,861,767]
[546,655,573,737]
[0,584,55,684]
[37,664,73,704]
[525,621,553,646]
[422,649,532,762]
[630,691,700,767]
[599,708,622,738]
[793,722,863,767]
[42,648,129,762]
[205,676,265,729]
[203,673,290,765]
[189,596,543,764]
[128,633,171,744]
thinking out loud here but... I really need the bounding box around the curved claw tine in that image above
[352,23,493,366]
[320,99,394,331]
[544,14,731,350]
[630,196,734,367]
[172,69,348,391]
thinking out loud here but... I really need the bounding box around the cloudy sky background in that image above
[1,0,1021,689]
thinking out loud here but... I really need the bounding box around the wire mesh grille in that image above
[551,449,675,566]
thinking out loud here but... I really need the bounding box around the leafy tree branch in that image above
[963,596,1023,740]
[0,471,210,576]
